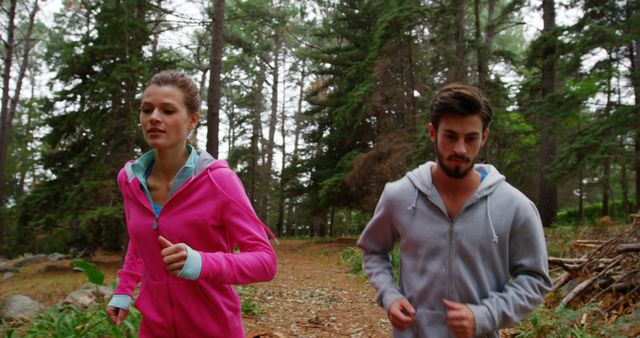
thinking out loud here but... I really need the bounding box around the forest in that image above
[0,0,637,257]
[0,0,639,336]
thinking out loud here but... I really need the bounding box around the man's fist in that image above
[388,298,416,330]
[443,299,475,338]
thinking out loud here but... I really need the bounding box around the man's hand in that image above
[443,299,475,338]
[388,298,416,330]
[158,236,187,276]
[106,306,129,325]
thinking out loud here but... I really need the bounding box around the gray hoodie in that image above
[357,162,552,338]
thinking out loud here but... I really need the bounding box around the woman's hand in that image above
[158,236,187,276]
[106,306,129,325]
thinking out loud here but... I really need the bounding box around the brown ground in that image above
[243,239,391,337]
[0,239,392,337]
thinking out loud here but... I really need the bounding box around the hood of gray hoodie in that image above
[406,161,505,208]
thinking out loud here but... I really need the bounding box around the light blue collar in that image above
[131,144,199,208]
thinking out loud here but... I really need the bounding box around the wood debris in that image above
[548,210,640,318]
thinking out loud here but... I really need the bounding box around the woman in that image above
[106,70,277,338]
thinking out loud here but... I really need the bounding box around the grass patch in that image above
[339,247,363,274]
[513,304,639,337]
[235,285,261,316]
[1,303,141,338]
[314,248,333,257]
[339,246,400,282]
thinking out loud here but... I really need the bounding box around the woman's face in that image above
[140,84,198,151]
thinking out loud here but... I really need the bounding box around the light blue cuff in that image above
[108,294,131,309]
[178,244,202,280]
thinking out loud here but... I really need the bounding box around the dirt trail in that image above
[0,239,392,337]
[243,239,392,337]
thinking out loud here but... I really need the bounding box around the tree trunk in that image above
[602,159,610,216]
[226,100,236,156]
[450,0,468,82]
[0,0,19,253]
[150,0,163,58]
[207,0,225,158]
[250,62,266,206]
[293,61,306,160]
[406,33,417,134]
[629,1,640,210]
[474,0,482,85]
[538,0,558,227]
[477,0,496,89]
[283,60,307,236]
[277,58,287,237]
[619,140,629,221]
[190,68,209,147]
[600,50,616,217]
[260,36,283,220]
[578,174,584,222]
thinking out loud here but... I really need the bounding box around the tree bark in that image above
[277,75,286,237]
[538,0,558,226]
[630,2,640,210]
[620,140,630,219]
[450,0,468,82]
[285,60,307,235]
[207,0,225,158]
[250,61,266,206]
[602,159,610,216]
[0,0,19,253]
[260,35,283,220]
[578,173,584,222]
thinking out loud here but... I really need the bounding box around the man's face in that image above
[429,114,488,179]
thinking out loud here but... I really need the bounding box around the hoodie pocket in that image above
[409,308,448,338]
[171,279,243,336]
[134,280,173,336]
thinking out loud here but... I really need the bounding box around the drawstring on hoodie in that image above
[486,196,498,243]
[407,188,419,213]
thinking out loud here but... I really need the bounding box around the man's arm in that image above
[357,184,405,313]
[467,200,552,336]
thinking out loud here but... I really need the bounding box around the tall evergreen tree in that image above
[14,0,156,254]
[537,0,559,226]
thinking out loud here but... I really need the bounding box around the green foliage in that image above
[556,199,636,225]
[234,285,261,316]
[79,205,124,251]
[24,303,140,338]
[241,299,262,316]
[339,247,363,274]
[544,225,580,258]
[6,0,190,256]
[73,260,105,286]
[513,304,636,338]
[340,245,399,282]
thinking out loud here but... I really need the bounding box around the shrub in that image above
[339,247,363,274]
[24,303,141,338]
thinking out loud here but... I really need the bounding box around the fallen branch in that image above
[558,256,623,309]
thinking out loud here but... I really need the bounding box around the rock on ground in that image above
[0,295,43,322]
[63,283,113,307]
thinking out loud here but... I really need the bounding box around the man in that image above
[357,83,551,338]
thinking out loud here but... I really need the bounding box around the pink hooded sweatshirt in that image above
[113,150,277,338]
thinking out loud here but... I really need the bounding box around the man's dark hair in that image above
[430,83,493,131]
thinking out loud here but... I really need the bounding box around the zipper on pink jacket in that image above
[143,172,196,232]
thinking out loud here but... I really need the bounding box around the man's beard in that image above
[435,142,476,179]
